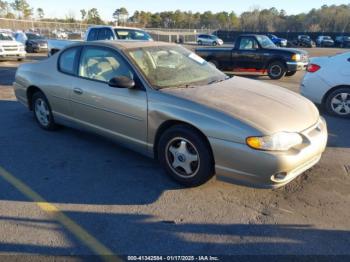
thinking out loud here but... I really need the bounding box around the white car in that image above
[0,30,26,61]
[301,52,350,117]
[197,34,224,46]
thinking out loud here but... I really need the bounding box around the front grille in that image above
[3,45,18,52]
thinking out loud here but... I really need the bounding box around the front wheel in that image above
[158,125,214,187]
[325,88,350,118]
[208,59,219,68]
[285,71,297,77]
[267,61,286,80]
[197,40,203,46]
[32,91,58,130]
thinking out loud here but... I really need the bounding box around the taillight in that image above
[307,64,321,73]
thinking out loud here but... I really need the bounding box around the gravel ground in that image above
[0,49,349,258]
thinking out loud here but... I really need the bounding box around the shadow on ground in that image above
[0,212,349,256]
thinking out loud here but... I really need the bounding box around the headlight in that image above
[291,54,301,61]
[246,132,303,151]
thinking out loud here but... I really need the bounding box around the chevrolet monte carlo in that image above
[14,41,328,188]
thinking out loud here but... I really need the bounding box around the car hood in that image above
[275,47,308,55]
[29,39,47,44]
[0,40,21,46]
[161,77,319,134]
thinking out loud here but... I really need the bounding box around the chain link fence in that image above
[0,18,215,43]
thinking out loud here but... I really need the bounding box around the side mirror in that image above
[108,76,135,89]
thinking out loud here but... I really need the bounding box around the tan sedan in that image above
[14,41,328,188]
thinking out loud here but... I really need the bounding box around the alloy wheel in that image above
[331,92,350,115]
[35,98,50,127]
[165,137,200,178]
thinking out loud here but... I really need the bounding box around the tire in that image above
[325,88,350,118]
[212,41,218,46]
[17,58,24,61]
[285,71,297,77]
[158,125,214,187]
[208,59,219,68]
[198,40,203,46]
[27,46,34,53]
[32,91,57,130]
[267,61,286,80]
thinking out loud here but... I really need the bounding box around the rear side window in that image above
[59,47,79,75]
[87,29,98,41]
[97,28,114,40]
[114,29,152,40]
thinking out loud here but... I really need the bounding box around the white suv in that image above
[0,30,26,61]
[85,26,153,41]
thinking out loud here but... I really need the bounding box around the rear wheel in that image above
[267,61,286,80]
[325,88,350,118]
[158,125,214,187]
[32,91,57,130]
[198,40,203,45]
[285,71,297,77]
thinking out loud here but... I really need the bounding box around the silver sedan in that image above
[14,41,328,188]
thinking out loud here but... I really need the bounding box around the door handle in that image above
[73,88,83,95]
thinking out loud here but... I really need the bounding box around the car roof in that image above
[239,34,266,37]
[88,25,146,31]
[68,40,175,50]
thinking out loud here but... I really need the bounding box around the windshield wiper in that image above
[207,77,230,85]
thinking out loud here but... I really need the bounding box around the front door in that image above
[232,37,261,70]
[70,46,148,150]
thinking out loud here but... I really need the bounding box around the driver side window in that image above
[239,38,259,50]
[78,47,134,83]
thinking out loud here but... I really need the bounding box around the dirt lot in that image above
[0,48,349,259]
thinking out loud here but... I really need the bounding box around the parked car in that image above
[14,41,327,188]
[301,52,350,118]
[0,30,26,61]
[335,36,350,48]
[294,35,315,48]
[267,34,288,47]
[52,29,68,39]
[15,32,48,53]
[196,34,309,79]
[48,26,153,56]
[316,36,334,47]
[197,34,224,46]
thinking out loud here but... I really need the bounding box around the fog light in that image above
[271,172,287,182]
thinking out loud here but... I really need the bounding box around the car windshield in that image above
[127,45,227,89]
[0,33,14,41]
[210,35,218,39]
[324,36,332,40]
[256,35,276,48]
[27,34,45,40]
[114,29,153,41]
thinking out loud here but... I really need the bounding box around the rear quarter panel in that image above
[14,56,72,116]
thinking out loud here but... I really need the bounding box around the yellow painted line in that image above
[0,166,121,262]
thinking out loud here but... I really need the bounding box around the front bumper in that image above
[0,51,26,60]
[32,45,48,52]
[286,61,309,71]
[211,117,328,188]
[321,41,334,47]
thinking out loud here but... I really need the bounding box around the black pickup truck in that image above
[195,34,309,79]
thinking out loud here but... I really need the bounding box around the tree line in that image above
[1,1,350,32]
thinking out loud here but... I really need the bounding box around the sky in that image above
[27,0,347,20]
